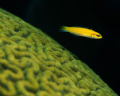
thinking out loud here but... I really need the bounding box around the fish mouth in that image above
[95,37,102,39]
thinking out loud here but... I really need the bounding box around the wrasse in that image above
[60,26,102,39]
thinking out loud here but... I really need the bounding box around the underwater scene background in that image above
[0,0,120,95]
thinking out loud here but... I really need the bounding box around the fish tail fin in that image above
[59,26,67,32]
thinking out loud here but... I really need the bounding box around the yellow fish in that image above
[60,26,102,39]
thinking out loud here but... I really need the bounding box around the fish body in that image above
[60,26,102,39]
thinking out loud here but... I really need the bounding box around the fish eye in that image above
[96,34,101,37]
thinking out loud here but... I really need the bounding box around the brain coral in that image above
[0,8,118,96]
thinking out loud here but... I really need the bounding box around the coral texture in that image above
[0,8,118,96]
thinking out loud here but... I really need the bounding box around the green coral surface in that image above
[0,8,118,96]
